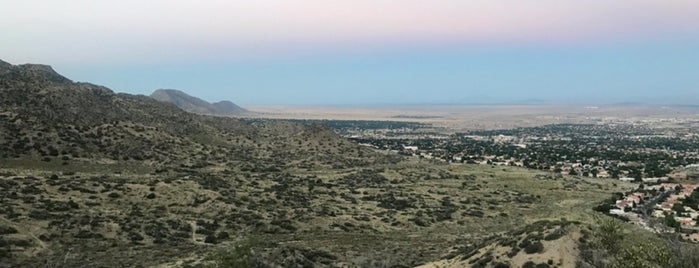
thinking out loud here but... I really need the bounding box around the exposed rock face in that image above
[150,89,248,116]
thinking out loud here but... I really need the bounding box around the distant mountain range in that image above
[150,89,249,116]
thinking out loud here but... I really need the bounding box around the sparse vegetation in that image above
[3,60,699,267]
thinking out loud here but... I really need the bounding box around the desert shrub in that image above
[592,218,624,254]
[473,254,493,267]
[0,246,9,259]
[499,238,517,247]
[522,261,536,268]
[269,219,296,232]
[28,210,50,220]
[144,221,169,243]
[217,231,230,240]
[9,239,32,247]
[204,234,218,244]
[544,228,567,241]
[75,230,103,239]
[524,241,544,254]
[0,226,18,235]
[493,262,510,268]
[610,241,673,268]
[411,217,430,227]
[506,246,520,258]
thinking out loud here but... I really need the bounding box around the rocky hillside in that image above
[3,59,690,268]
[0,59,413,267]
[150,89,248,116]
[0,61,382,169]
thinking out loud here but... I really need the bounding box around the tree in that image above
[665,214,680,230]
[673,203,686,214]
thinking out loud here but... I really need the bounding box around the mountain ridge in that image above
[150,88,249,116]
[0,59,373,166]
[0,62,71,84]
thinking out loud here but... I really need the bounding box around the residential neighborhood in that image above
[603,181,699,242]
[351,122,699,181]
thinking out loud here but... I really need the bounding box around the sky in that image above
[2,0,699,105]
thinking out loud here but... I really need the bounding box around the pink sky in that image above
[3,0,699,63]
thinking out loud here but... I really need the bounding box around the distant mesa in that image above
[150,89,249,116]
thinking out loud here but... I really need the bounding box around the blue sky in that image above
[2,1,699,105]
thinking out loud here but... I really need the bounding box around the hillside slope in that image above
[150,89,248,116]
[0,59,663,268]
[0,61,381,169]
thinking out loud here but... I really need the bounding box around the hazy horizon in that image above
[3,1,698,105]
